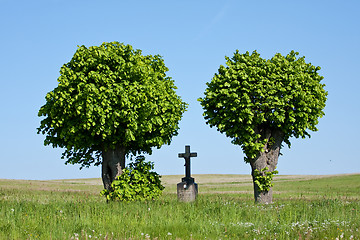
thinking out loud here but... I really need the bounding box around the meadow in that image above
[0,174,359,239]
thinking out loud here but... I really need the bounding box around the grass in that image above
[0,174,359,239]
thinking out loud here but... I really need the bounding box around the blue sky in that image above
[0,0,359,180]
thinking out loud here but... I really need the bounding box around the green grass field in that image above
[0,174,359,239]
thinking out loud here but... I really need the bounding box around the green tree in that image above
[38,42,187,190]
[199,50,327,203]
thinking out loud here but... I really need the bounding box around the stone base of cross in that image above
[177,182,198,202]
[177,145,198,202]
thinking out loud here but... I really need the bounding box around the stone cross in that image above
[178,145,197,183]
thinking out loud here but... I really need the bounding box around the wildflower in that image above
[167,232,172,236]
[11,209,14,212]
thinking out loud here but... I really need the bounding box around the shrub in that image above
[100,156,164,201]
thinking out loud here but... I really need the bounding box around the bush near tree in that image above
[199,50,328,203]
[101,155,164,202]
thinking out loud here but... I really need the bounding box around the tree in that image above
[199,50,327,203]
[38,42,187,190]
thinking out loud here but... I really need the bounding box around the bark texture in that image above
[102,145,126,191]
[250,128,284,204]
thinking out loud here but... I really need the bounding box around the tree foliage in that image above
[199,50,328,162]
[100,156,164,202]
[253,167,278,192]
[38,42,187,168]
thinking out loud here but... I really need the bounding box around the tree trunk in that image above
[102,145,126,191]
[250,128,284,204]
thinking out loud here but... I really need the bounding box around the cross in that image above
[178,145,197,183]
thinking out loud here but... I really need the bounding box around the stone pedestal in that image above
[177,181,198,202]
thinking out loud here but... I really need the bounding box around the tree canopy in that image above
[38,42,187,168]
[199,50,328,162]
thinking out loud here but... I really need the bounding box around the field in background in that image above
[0,174,359,239]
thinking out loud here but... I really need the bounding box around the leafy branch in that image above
[253,167,278,192]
